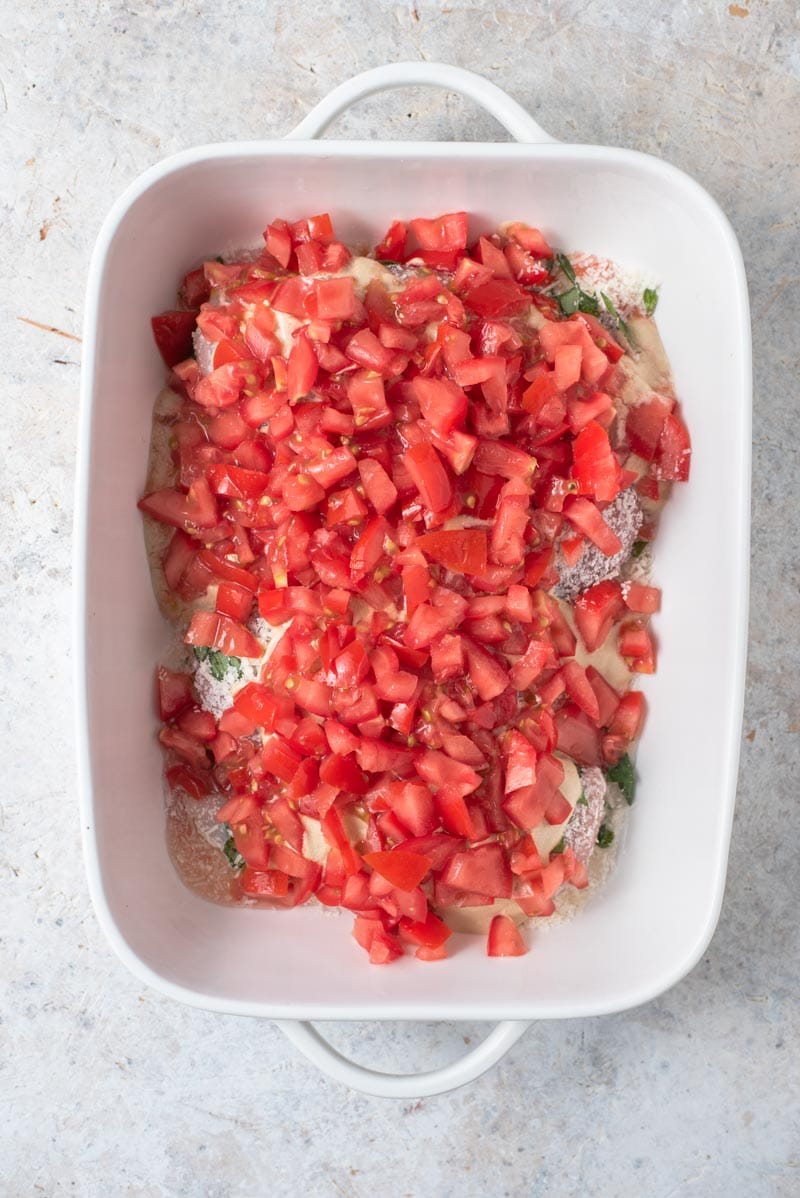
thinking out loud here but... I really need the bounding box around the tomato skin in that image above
[185,611,263,658]
[287,330,319,403]
[626,394,674,460]
[157,667,194,721]
[363,849,432,892]
[151,310,197,367]
[442,844,513,899]
[572,421,623,503]
[487,914,528,957]
[417,529,487,576]
[374,220,407,262]
[654,412,691,481]
[405,443,453,513]
[563,496,622,556]
[165,763,210,800]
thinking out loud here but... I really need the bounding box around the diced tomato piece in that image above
[416,529,487,576]
[185,611,263,658]
[464,278,529,318]
[350,516,391,581]
[619,619,657,673]
[562,660,600,721]
[284,331,316,404]
[374,220,407,262]
[415,749,482,796]
[151,310,197,368]
[572,421,623,503]
[623,582,661,613]
[626,394,674,460]
[305,276,356,321]
[654,412,691,481]
[405,443,452,513]
[554,707,602,766]
[410,211,468,251]
[241,867,290,898]
[363,849,432,892]
[504,730,539,793]
[411,377,468,436]
[563,497,622,556]
[177,706,217,743]
[465,639,510,701]
[509,638,555,690]
[157,667,194,721]
[442,843,512,899]
[399,910,452,949]
[487,914,528,957]
[215,581,253,622]
[358,458,398,515]
[573,580,624,652]
[585,666,621,727]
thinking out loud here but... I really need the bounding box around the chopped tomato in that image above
[487,914,528,957]
[143,208,687,967]
[363,849,432,892]
[185,610,263,658]
[151,310,197,368]
[416,529,487,575]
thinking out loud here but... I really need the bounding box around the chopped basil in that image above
[554,252,576,284]
[552,836,565,854]
[192,645,243,682]
[643,287,659,317]
[553,253,600,317]
[606,753,636,805]
[223,832,245,871]
[597,824,614,848]
[578,291,600,317]
[577,793,588,807]
[215,255,225,264]
[556,285,581,315]
[631,539,648,558]
[600,291,635,348]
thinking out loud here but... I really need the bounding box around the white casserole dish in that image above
[75,63,751,1097]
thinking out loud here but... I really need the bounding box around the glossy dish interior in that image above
[77,141,750,1020]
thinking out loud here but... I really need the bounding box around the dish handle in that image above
[276,1018,531,1098]
[285,62,556,144]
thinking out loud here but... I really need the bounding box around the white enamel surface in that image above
[284,61,556,144]
[76,133,750,1028]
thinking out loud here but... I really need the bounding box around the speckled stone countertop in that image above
[2,3,799,1195]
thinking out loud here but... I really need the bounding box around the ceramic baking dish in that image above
[75,63,751,1097]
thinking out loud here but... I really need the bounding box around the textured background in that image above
[2,2,799,1195]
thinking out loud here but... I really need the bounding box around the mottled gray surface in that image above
[2,2,799,1195]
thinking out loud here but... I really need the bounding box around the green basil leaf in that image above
[600,292,636,349]
[631,539,648,558]
[555,252,576,284]
[578,291,600,316]
[557,286,581,315]
[223,831,245,871]
[606,754,636,805]
[597,824,615,848]
[643,287,659,316]
[192,645,243,682]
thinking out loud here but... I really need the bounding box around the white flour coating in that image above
[568,253,657,317]
[553,486,644,601]
[564,767,607,863]
[192,329,215,375]
[621,541,654,585]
